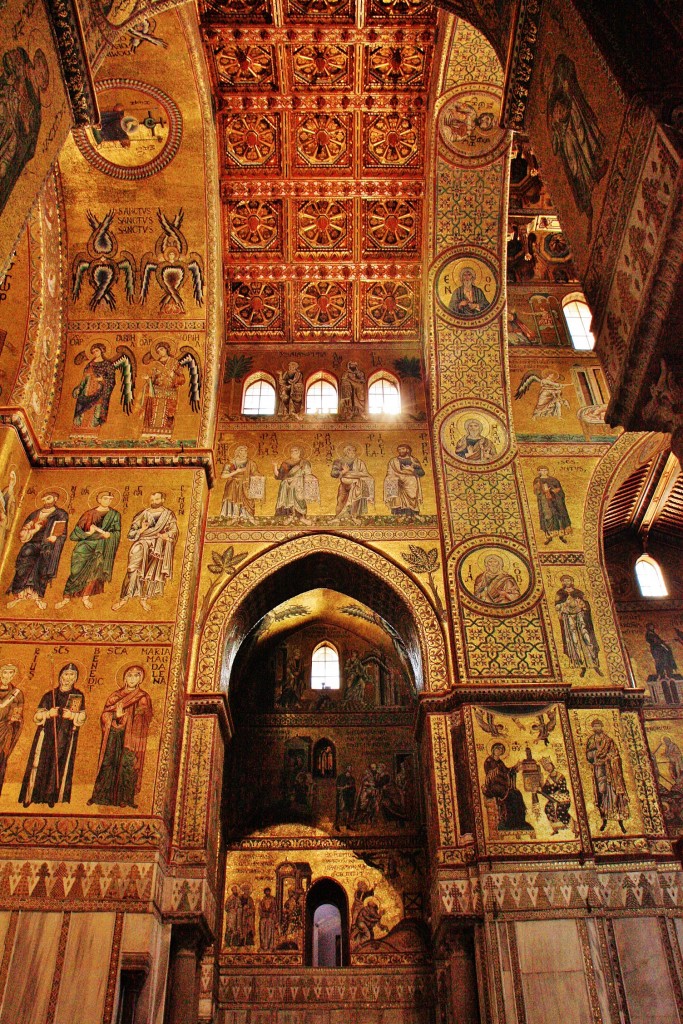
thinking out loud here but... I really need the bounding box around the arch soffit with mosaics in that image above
[193,534,451,698]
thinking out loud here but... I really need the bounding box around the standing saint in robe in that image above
[533,466,572,544]
[339,362,366,419]
[330,445,374,524]
[88,664,153,808]
[554,575,602,677]
[19,663,86,808]
[273,447,316,525]
[112,491,178,611]
[6,491,68,610]
[55,491,121,609]
[220,446,258,523]
[383,444,425,519]
[585,719,629,832]
[0,663,23,796]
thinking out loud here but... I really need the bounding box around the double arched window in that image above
[310,642,340,690]
[562,293,595,351]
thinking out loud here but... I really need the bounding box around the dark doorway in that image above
[305,878,349,967]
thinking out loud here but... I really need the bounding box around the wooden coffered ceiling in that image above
[199,0,438,343]
[604,449,683,541]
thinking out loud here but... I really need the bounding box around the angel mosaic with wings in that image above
[514,370,571,418]
[139,208,204,313]
[140,342,201,438]
[72,343,136,429]
[71,210,136,312]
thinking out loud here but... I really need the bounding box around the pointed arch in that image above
[193,533,450,695]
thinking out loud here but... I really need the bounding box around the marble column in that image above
[164,925,204,1024]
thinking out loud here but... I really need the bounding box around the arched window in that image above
[562,293,596,351]
[241,373,277,415]
[306,373,338,415]
[305,878,349,967]
[310,642,340,690]
[635,553,668,597]
[368,373,401,415]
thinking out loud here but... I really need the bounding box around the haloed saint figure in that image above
[19,663,86,808]
[89,664,153,808]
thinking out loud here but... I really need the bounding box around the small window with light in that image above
[562,294,596,351]
[306,374,338,415]
[242,374,277,415]
[310,643,340,690]
[368,374,401,415]
[635,553,668,598]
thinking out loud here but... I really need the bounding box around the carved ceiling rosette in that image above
[213,43,276,89]
[297,200,348,251]
[231,282,283,329]
[299,281,348,328]
[201,0,271,19]
[365,112,421,168]
[367,45,427,89]
[292,45,352,89]
[365,198,418,251]
[223,113,279,169]
[368,0,433,19]
[364,280,414,328]
[285,0,353,17]
[295,112,350,168]
[229,200,281,251]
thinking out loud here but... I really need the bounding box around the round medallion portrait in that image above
[459,546,532,608]
[438,87,507,165]
[440,408,508,467]
[74,79,182,180]
[435,254,499,324]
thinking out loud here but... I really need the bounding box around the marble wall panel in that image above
[515,919,592,1024]
[54,911,116,1022]
[612,917,679,1024]
[0,910,62,1024]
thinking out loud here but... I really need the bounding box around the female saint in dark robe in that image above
[89,664,153,807]
[19,663,86,808]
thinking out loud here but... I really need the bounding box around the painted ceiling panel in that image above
[199,2,437,343]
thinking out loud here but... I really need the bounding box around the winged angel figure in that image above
[140,209,204,313]
[530,707,558,746]
[141,342,202,437]
[473,708,507,737]
[73,343,136,429]
[72,210,136,312]
[514,370,571,418]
